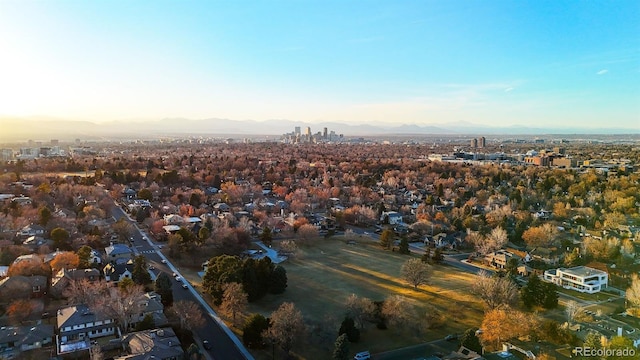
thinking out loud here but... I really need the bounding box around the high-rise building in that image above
[306,127,311,137]
[478,136,486,148]
[471,138,478,148]
[294,127,301,136]
[323,127,328,139]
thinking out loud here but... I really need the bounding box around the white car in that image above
[161,259,167,264]
[175,276,182,281]
[354,351,371,360]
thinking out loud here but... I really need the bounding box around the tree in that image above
[345,294,375,329]
[583,331,602,350]
[242,313,269,349]
[220,282,248,324]
[379,229,393,249]
[472,270,518,311]
[260,227,273,245]
[102,283,146,333]
[332,334,350,360]
[338,317,360,343]
[154,272,174,307]
[7,258,51,278]
[64,279,111,307]
[138,188,153,201]
[398,237,410,254]
[480,308,537,350]
[77,245,93,269]
[565,300,581,325]
[607,336,639,360]
[381,295,415,328]
[51,227,71,250]
[460,327,483,353]
[112,219,135,241]
[421,248,432,263]
[134,314,155,331]
[170,300,206,331]
[432,247,444,264]
[198,227,210,243]
[264,302,306,358]
[401,258,432,289]
[521,275,558,309]
[7,299,36,324]
[131,255,151,285]
[38,206,52,226]
[50,251,80,272]
[297,223,319,242]
[522,224,557,247]
[626,274,640,309]
[202,255,243,304]
[269,265,288,294]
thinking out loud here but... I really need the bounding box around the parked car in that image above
[182,283,188,289]
[203,340,212,350]
[161,259,167,264]
[445,334,459,341]
[354,351,371,360]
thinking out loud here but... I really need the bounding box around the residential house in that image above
[484,250,520,269]
[0,324,54,357]
[117,327,183,360]
[128,292,168,331]
[12,254,42,265]
[16,224,45,238]
[543,266,608,294]
[0,275,48,302]
[105,243,132,262]
[51,268,100,298]
[22,236,51,251]
[381,211,403,225]
[56,304,117,355]
[163,214,184,226]
[103,261,133,283]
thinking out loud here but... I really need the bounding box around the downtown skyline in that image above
[0,0,639,132]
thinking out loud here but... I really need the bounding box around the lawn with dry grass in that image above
[236,237,485,359]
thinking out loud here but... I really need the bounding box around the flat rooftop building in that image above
[543,266,608,294]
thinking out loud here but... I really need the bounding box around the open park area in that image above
[239,237,485,359]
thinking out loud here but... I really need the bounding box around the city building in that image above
[543,266,608,293]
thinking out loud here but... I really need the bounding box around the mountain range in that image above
[0,117,637,142]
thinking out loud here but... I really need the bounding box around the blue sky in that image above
[0,0,638,130]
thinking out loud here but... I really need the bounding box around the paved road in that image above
[111,204,252,360]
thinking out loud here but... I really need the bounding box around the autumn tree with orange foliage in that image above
[7,258,51,278]
[50,251,80,272]
[7,299,38,324]
[479,308,538,350]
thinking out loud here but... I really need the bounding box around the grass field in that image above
[238,237,484,360]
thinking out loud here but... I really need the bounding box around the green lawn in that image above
[243,237,485,360]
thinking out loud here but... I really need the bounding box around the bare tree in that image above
[264,302,306,358]
[381,295,416,328]
[64,279,111,307]
[297,224,319,243]
[99,284,146,333]
[401,258,432,289]
[565,300,582,325]
[345,294,376,329]
[220,282,248,324]
[487,227,508,249]
[471,270,518,311]
[279,239,299,256]
[170,300,206,331]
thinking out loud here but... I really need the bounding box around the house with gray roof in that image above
[116,327,183,360]
[103,261,133,283]
[105,243,132,262]
[51,268,100,298]
[0,324,54,357]
[56,304,117,355]
[0,275,48,302]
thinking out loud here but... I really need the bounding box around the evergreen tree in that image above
[338,317,360,343]
[77,245,93,269]
[241,258,261,302]
[521,275,558,309]
[131,255,151,285]
[332,334,350,360]
[154,272,174,307]
[460,327,482,353]
[242,313,269,349]
[38,206,52,226]
[269,265,288,294]
[134,314,155,331]
[260,227,273,245]
[432,247,444,264]
[398,237,410,254]
[421,248,432,263]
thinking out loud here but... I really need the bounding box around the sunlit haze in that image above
[0,0,639,131]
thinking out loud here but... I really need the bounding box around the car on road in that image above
[175,276,182,281]
[202,340,212,350]
[148,265,155,270]
[161,259,167,264]
[182,283,188,289]
[354,351,371,360]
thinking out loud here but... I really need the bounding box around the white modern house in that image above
[543,266,608,294]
